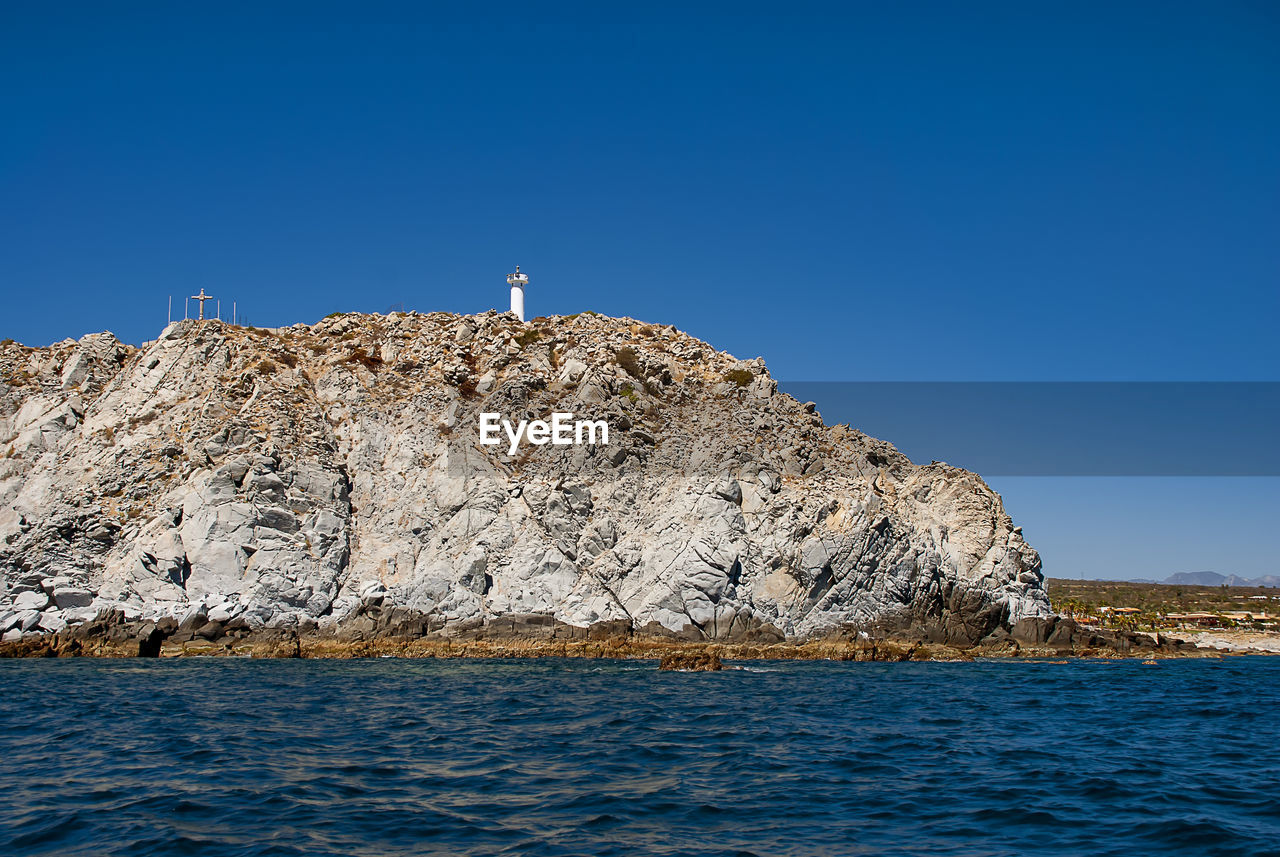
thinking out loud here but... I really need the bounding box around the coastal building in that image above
[1223,611,1276,628]
[1165,612,1227,628]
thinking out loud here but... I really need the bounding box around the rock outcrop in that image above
[0,311,1050,646]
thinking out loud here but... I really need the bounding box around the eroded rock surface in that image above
[0,311,1050,645]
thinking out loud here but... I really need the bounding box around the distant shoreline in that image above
[1047,577,1280,634]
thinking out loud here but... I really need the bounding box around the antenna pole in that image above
[168,295,172,324]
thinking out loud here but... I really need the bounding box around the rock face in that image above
[0,312,1049,644]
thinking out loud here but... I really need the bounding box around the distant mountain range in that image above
[1158,571,1280,588]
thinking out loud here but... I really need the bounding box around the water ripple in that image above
[2,657,1279,856]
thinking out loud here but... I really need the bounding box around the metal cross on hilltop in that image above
[190,288,215,321]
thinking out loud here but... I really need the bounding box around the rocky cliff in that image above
[0,311,1049,646]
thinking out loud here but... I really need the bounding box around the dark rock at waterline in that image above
[1004,615,1189,654]
[586,619,634,640]
[0,600,1218,660]
[179,611,208,633]
[1011,616,1057,645]
[195,620,225,640]
[137,625,163,658]
[1046,618,1079,648]
[659,651,722,671]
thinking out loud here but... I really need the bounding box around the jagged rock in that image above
[0,312,1050,642]
[52,586,94,609]
[560,359,588,384]
[12,591,49,612]
[195,620,225,640]
[37,611,67,633]
[207,603,237,623]
[1046,618,1078,647]
[137,624,163,657]
[2,609,38,632]
[1011,616,1056,645]
[659,650,722,671]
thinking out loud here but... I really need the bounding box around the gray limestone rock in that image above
[12,590,49,612]
[0,312,1050,641]
[52,586,94,609]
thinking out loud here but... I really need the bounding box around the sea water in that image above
[2,657,1278,856]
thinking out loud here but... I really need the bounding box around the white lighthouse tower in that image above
[507,265,530,322]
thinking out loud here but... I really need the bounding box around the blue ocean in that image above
[2,657,1278,857]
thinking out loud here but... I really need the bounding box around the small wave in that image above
[1,658,1278,856]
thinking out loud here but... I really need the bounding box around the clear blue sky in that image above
[2,2,1276,579]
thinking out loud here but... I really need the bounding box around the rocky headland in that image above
[0,310,1240,660]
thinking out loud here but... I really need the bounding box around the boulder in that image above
[195,620,225,640]
[1046,618,1078,648]
[12,590,50,612]
[178,606,209,632]
[207,603,237,623]
[1011,616,1057,645]
[53,586,94,609]
[3,610,39,633]
[37,611,68,633]
[659,651,722,671]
